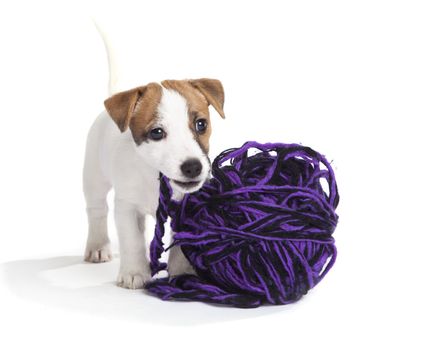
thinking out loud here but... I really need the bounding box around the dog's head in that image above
[104,78,225,193]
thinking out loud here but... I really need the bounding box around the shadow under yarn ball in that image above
[147,142,339,308]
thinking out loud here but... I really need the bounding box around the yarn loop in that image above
[146,142,339,308]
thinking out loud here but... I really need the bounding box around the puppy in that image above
[83,27,225,289]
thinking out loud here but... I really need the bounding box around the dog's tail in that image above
[93,19,119,96]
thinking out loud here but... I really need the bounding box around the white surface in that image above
[0,1,437,349]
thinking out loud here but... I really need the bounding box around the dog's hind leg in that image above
[83,123,112,263]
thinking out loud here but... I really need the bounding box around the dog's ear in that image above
[189,79,225,118]
[104,86,148,132]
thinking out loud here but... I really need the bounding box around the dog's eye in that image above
[148,128,166,141]
[195,119,208,134]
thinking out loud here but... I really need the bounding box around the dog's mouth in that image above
[171,179,202,190]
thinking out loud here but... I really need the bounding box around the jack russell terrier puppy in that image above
[83,27,225,289]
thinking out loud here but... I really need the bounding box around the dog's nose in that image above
[181,159,202,178]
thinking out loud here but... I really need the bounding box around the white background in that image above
[0,0,437,349]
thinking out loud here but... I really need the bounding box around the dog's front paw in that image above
[168,245,197,278]
[84,243,112,263]
[117,266,151,289]
[168,262,197,278]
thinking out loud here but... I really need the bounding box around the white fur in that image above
[84,24,208,288]
[93,18,121,95]
[136,89,210,192]
[83,88,209,288]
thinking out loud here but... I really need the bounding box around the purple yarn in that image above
[146,142,339,308]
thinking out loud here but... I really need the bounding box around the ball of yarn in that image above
[146,142,339,308]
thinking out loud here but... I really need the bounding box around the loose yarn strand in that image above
[149,174,170,275]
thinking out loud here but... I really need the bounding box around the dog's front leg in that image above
[167,237,197,278]
[166,190,197,278]
[114,199,150,289]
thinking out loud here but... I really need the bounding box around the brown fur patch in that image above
[104,83,162,145]
[105,78,225,150]
[161,79,225,153]
[189,79,225,119]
